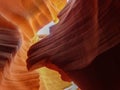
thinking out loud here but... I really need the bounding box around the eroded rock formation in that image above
[27,0,120,90]
[0,0,71,90]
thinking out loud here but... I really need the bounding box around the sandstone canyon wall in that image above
[0,0,71,90]
[27,0,120,90]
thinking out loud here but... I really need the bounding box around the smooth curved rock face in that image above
[0,15,21,70]
[0,0,71,90]
[27,0,120,71]
[27,0,120,89]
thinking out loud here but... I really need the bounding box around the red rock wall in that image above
[27,0,120,89]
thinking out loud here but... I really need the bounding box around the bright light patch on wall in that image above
[37,21,55,35]
[67,0,70,2]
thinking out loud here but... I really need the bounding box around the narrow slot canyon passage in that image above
[0,0,120,90]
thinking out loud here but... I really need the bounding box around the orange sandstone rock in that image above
[0,0,71,90]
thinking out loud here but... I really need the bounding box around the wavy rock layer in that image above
[27,0,120,90]
[0,0,71,90]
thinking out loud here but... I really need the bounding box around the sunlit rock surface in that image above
[27,0,120,90]
[0,0,71,90]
